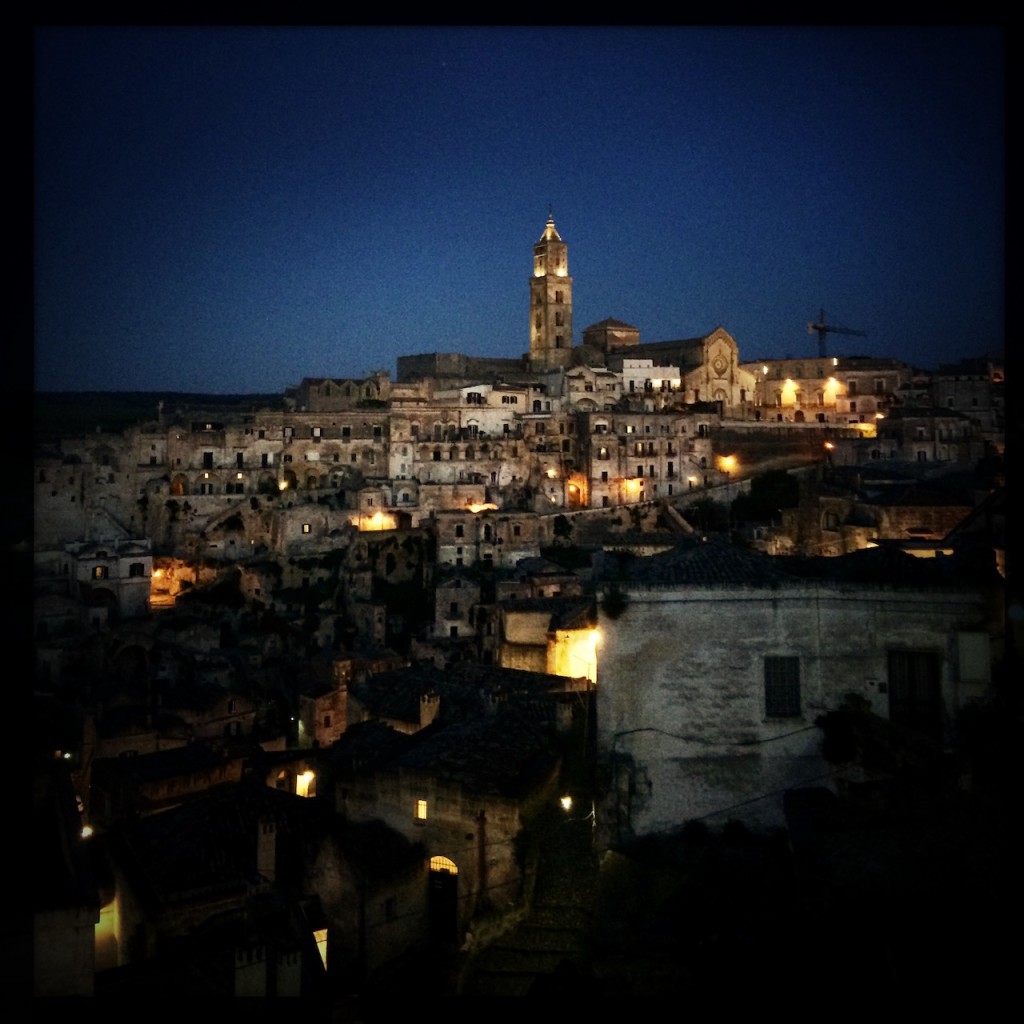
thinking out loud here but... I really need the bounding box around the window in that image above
[92,565,108,580]
[415,799,428,822]
[129,562,145,577]
[203,452,214,469]
[888,650,942,738]
[764,656,801,717]
[302,523,311,534]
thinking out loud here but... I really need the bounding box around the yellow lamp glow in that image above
[296,770,316,798]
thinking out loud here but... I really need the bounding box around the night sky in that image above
[34,25,1004,394]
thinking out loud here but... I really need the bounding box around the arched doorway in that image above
[428,856,459,943]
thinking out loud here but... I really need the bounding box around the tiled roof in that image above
[388,703,562,798]
[93,739,235,786]
[596,537,999,588]
[105,779,324,910]
[584,318,638,330]
[598,538,792,586]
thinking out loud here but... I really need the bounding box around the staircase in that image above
[458,804,599,997]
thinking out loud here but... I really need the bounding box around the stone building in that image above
[335,662,582,947]
[739,354,916,427]
[575,407,719,508]
[593,540,1003,840]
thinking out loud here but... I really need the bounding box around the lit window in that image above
[92,565,108,580]
[314,928,328,969]
[302,523,311,534]
[415,799,428,821]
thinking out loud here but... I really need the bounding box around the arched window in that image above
[430,856,458,875]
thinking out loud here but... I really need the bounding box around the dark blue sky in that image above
[34,25,1004,394]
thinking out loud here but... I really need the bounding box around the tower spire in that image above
[529,213,572,370]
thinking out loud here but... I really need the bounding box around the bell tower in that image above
[529,212,573,371]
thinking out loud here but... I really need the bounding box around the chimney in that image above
[419,691,440,729]
[257,817,276,884]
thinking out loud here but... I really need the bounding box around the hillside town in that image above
[32,217,1010,1005]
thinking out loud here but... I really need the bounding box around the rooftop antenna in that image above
[807,308,867,358]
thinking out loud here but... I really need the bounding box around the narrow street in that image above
[456,801,599,997]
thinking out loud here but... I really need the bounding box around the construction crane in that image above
[807,308,867,358]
